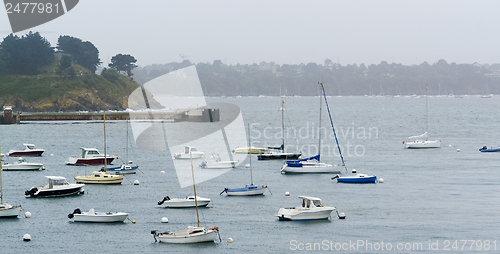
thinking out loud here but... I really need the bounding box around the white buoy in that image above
[161,217,169,223]
[50,154,54,156]
[379,178,384,183]
[457,149,460,152]
[227,237,234,243]
[133,180,140,185]
[338,212,346,219]
[160,171,165,174]
[24,211,32,218]
[448,145,451,147]
[23,234,31,241]
[245,164,250,168]
[285,191,290,196]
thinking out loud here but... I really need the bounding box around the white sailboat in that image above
[281,84,343,174]
[152,153,219,243]
[404,85,441,149]
[0,155,21,218]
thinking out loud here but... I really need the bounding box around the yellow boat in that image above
[74,171,123,184]
[232,146,268,154]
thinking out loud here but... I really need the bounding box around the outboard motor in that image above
[199,161,207,168]
[157,196,170,205]
[25,187,38,196]
[68,208,82,219]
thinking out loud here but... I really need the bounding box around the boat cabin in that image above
[184,146,198,154]
[46,176,69,188]
[298,196,323,208]
[23,144,37,150]
[80,148,102,158]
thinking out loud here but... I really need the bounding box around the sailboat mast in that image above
[318,87,322,160]
[320,82,346,168]
[126,120,129,163]
[247,123,253,185]
[0,138,3,204]
[426,84,429,140]
[281,100,285,151]
[190,152,200,227]
[103,110,107,171]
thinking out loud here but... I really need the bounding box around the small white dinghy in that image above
[276,196,335,221]
[175,146,204,159]
[199,153,237,169]
[68,208,129,223]
[2,157,44,171]
[157,196,211,208]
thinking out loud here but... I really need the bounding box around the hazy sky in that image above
[1,0,499,67]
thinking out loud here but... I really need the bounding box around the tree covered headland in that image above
[0,32,140,112]
[134,60,500,96]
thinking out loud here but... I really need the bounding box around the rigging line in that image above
[320,82,346,170]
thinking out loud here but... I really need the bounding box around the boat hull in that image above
[405,140,441,149]
[66,157,115,165]
[281,163,342,174]
[0,205,21,218]
[2,163,44,171]
[106,165,138,174]
[8,150,44,157]
[277,207,335,221]
[336,176,377,183]
[73,212,128,223]
[200,161,237,169]
[156,228,218,243]
[227,188,266,196]
[161,198,211,208]
[74,177,123,184]
[257,153,301,160]
[479,148,500,152]
[174,153,204,159]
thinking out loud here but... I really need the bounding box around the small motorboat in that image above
[0,203,21,218]
[220,184,267,196]
[479,146,500,152]
[68,208,128,223]
[157,196,211,208]
[174,146,204,159]
[2,157,45,171]
[106,161,138,174]
[332,169,377,183]
[280,155,343,174]
[25,176,84,198]
[66,148,115,165]
[151,226,219,243]
[8,144,44,157]
[232,146,268,154]
[276,196,336,221]
[74,171,124,184]
[199,154,238,169]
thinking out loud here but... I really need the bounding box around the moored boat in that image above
[106,162,138,174]
[68,208,129,223]
[74,171,124,184]
[1,162,21,218]
[479,146,500,152]
[276,196,335,221]
[66,148,115,165]
[175,146,204,159]
[25,176,84,198]
[157,196,211,208]
[232,146,268,154]
[8,144,44,157]
[2,157,44,171]
[200,154,237,169]
[332,169,377,183]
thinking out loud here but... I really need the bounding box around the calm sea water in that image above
[1,96,499,253]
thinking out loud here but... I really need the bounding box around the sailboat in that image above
[106,121,139,175]
[220,124,268,196]
[258,100,301,160]
[280,84,343,174]
[0,151,21,218]
[404,85,441,149]
[151,152,219,243]
[74,110,124,184]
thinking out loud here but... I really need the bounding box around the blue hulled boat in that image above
[479,146,500,152]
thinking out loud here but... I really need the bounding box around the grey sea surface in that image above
[1,95,499,253]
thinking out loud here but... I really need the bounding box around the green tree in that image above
[0,32,54,75]
[57,35,101,73]
[108,54,137,77]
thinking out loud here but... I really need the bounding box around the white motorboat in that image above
[276,196,336,221]
[404,85,441,149]
[332,169,377,183]
[175,146,204,159]
[200,153,238,169]
[25,176,85,198]
[66,148,115,165]
[157,196,211,208]
[68,208,129,223]
[2,157,44,171]
[1,163,21,218]
[8,144,44,157]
